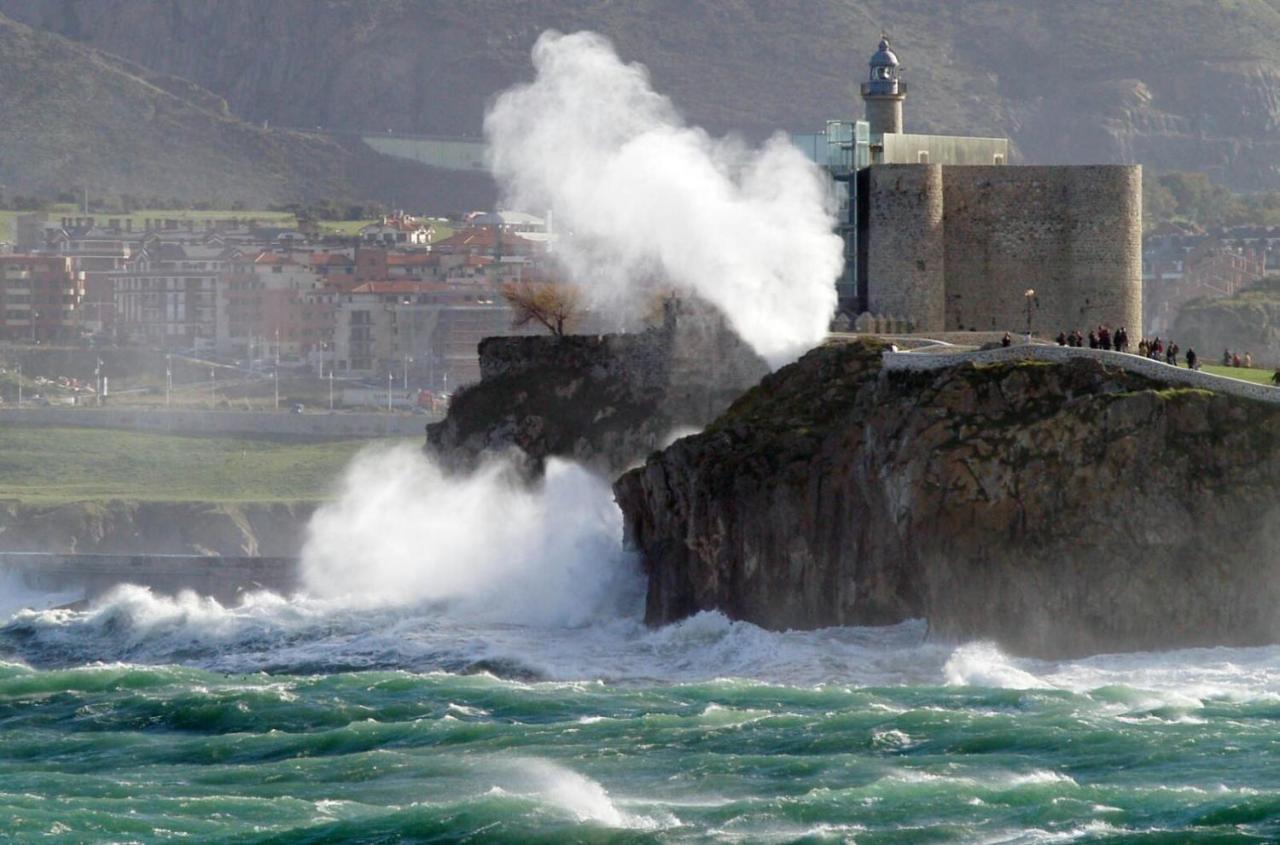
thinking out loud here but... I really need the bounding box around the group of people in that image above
[1051,326,1200,369]
[1055,326,1131,352]
[1222,349,1254,369]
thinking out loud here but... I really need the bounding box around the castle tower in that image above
[861,36,905,137]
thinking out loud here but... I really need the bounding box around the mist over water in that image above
[485,30,843,365]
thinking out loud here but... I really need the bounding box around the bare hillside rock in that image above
[1173,277,1280,367]
[15,0,1280,189]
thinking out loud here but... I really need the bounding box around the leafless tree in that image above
[502,281,583,337]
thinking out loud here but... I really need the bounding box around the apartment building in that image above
[216,252,333,361]
[0,255,85,342]
[331,280,511,388]
[112,243,230,348]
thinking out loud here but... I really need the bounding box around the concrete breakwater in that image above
[0,552,300,606]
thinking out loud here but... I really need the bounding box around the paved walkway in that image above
[881,342,1280,406]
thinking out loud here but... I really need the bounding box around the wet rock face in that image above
[615,341,1280,658]
[426,317,769,477]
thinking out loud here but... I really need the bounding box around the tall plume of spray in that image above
[485,30,844,365]
[298,33,846,617]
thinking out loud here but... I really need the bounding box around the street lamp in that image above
[328,367,334,412]
[274,367,279,411]
[15,361,20,408]
[165,354,171,408]
[1024,289,1037,340]
[403,353,412,390]
[386,371,393,412]
[210,366,216,408]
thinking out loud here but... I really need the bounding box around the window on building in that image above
[994,154,1005,165]
[917,151,929,163]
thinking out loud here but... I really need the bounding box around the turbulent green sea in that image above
[3,600,1280,844]
[3,456,1279,843]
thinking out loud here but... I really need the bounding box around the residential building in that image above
[112,242,230,348]
[358,213,434,246]
[331,280,511,388]
[216,251,333,361]
[0,255,85,342]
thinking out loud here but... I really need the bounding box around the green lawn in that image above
[0,427,416,504]
[1200,364,1279,386]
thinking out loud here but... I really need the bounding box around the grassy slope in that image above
[1201,364,1278,386]
[0,427,414,504]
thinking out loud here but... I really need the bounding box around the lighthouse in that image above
[860,35,905,137]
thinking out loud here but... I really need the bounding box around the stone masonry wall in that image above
[941,165,1142,335]
[865,164,946,331]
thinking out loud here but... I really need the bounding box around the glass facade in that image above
[791,120,870,309]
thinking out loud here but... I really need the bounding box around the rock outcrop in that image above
[427,311,769,476]
[615,340,1280,658]
[0,500,312,557]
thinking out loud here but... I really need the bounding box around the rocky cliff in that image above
[615,340,1280,658]
[0,500,312,556]
[1173,276,1280,367]
[427,315,768,476]
[13,0,1280,190]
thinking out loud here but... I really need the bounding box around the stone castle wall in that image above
[865,164,945,330]
[862,164,1142,336]
[942,165,1142,335]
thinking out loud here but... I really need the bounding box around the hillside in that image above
[9,1,1280,190]
[1173,276,1280,365]
[0,12,493,208]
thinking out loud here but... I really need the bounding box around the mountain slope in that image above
[0,12,493,207]
[8,0,1280,190]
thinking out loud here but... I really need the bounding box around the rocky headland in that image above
[615,340,1280,658]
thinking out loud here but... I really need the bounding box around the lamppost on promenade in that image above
[1024,289,1037,340]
